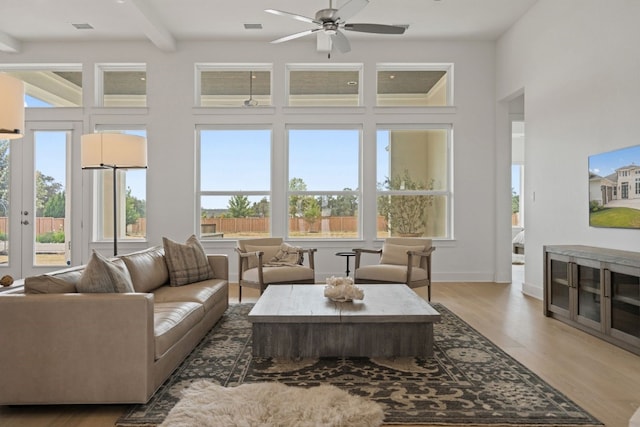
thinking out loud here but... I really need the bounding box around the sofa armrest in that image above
[0,293,155,404]
[207,254,229,281]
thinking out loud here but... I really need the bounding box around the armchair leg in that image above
[239,284,242,303]
[428,283,431,302]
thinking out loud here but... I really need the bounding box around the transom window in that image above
[196,64,272,107]
[96,64,147,107]
[287,64,362,107]
[377,63,453,107]
[0,64,82,107]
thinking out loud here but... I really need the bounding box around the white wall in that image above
[2,38,500,283]
[497,0,640,298]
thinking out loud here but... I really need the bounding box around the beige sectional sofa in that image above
[0,245,229,405]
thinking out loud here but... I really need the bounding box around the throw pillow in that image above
[243,244,281,269]
[163,235,214,286]
[380,242,426,267]
[77,250,135,293]
[272,243,302,264]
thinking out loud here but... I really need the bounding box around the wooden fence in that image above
[0,217,64,236]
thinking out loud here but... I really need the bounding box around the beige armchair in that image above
[235,237,317,302]
[353,237,435,301]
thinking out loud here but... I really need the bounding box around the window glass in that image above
[92,129,147,242]
[377,65,451,107]
[0,139,9,266]
[2,68,82,107]
[288,128,360,238]
[199,68,271,107]
[98,65,146,107]
[377,128,450,238]
[288,66,361,107]
[199,129,271,238]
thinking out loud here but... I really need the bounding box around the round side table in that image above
[335,251,356,277]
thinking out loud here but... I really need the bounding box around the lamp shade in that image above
[81,133,147,169]
[0,73,25,140]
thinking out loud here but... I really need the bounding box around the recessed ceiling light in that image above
[389,75,395,79]
[244,24,263,30]
[71,23,94,30]
[346,81,357,86]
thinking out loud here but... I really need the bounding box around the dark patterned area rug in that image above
[117,303,603,426]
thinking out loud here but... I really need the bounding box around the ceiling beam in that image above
[0,31,21,53]
[127,0,176,52]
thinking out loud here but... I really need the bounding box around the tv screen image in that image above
[588,144,640,229]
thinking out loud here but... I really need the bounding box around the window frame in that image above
[376,63,454,107]
[376,124,453,240]
[286,63,363,107]
[196,125,273,239]
[95,63,147,107]
[195,63,273,107]
[285,125,362,240]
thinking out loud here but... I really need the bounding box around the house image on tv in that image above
[589,164,640,206]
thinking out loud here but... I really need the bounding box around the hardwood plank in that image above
[1,281,639,427]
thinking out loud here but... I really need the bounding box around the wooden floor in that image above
[1,279,640,427]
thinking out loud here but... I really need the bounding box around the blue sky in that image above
[589,144,640,177]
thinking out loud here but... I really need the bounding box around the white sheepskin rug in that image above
[159,380,384,427]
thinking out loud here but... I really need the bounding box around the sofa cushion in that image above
[380,243,425,267]
[24,265,85,294]
[154,301,204,359]
[163,235,214,286]
[76,251,135,293]
[153,279,227,312]
[244,245,281,269]
[120,246,169,293]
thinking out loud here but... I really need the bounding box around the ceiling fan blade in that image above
[270,29,320,44]
[336,0,369,21]
[264,9,320,25]
[344,23,406,34]
[332,30,351,53]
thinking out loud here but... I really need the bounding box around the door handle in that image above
[21,210,29,216]
[21,220,29,225]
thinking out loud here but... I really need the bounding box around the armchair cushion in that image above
[242,265,314,284]
[163,235,214,286]
[380,242,425,267]
[355,264,428,283]
[244,245,281,269]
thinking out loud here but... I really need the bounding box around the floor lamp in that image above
[0,73,25,140]
[81,133,147,256]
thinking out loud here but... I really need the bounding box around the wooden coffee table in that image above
[248,284,441,358]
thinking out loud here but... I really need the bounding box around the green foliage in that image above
[43,191,65,218]
[512,188,519,214]
[590,207,640,228]
[378,170,434,236]
[0,232,6,241]
[36,230,65,243]
[251,197,270,217]
[303,198,322,230]
[589,200,602,212]
[288,177,308,217]
[326,190,357,216]
[126,187,145,226]
[227,195,253,218]
[35,171,63,217]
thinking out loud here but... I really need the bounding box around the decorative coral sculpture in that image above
[324,276,364,302]
[0,275,14,287]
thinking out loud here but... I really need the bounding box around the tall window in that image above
[377,127,451,239]
[96,64,147,107]
[377,64,453,107]
[196,64,272,107]
[198,128,271,239]
[287,128,360,239]
[92,128,147,242]
[0,139,9,266]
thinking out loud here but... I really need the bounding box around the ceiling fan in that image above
[265,0,406,54]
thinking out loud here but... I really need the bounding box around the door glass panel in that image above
[576,264,600,322]
[550,259,570,310]
[0,139,9,266]
[610,271,640,338]
[34,131,68,266]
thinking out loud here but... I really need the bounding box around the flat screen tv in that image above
[588,144,640,229]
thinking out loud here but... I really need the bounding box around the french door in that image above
[1,122,82,279]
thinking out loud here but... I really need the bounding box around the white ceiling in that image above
[0,0,538,53]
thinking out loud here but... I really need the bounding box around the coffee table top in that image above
[248,284,440,324]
